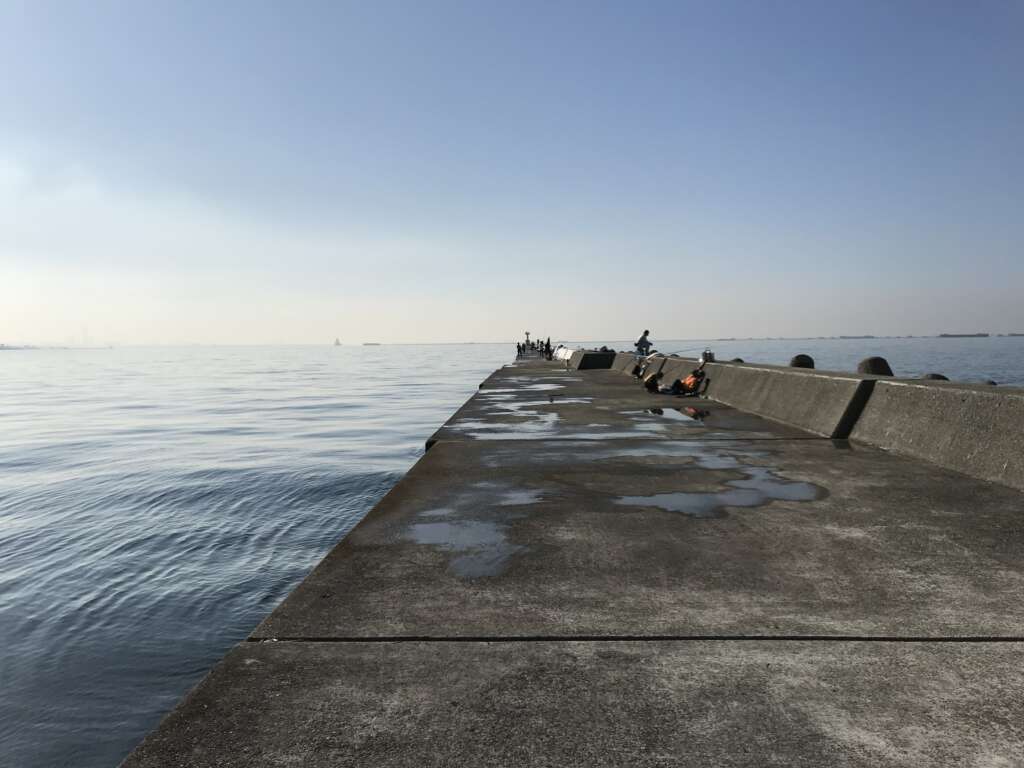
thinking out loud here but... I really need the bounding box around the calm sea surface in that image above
[1,338,1021,767]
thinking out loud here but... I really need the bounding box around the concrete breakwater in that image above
[122,356,1024,766]
[605,351,1024,492]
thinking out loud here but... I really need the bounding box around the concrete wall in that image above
[608,356,1024,490]
[696,361,872,438]
[616,356,871,439]
[611,352,638,373]
[851,379,1024,491]
[569,350,617,370]
[660,357,697,382]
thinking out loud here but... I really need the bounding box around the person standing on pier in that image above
[635,329,652,355]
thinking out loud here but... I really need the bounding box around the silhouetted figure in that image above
[662,359,709,396]
[643,370,663,392]
[635,329,652,356]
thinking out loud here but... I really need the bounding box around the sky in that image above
[2,1,1022,345]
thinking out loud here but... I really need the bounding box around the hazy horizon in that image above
[3,2,1022,345]
[5,332,1024,349]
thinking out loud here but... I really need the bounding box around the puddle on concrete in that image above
[615,466,824,518]
[403,482,542,577]
[641,407,710,422]
[730,467,822,501]
[406,519,524,577]
[482,397,592,413]
[481,384,566,394]
[584,443,768,468]
[477,392,520,401]
[418,507,454,517]
[467,481,544,506]
[497,382,566,391]
[507,375,580,382]
[468,428,673,441]
[629,422,668,434]
[694,453,743,470]
[498,489,544,506]
[451,411,561,438]
[452,411,679,441]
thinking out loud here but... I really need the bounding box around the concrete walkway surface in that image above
[122,360,1024,767]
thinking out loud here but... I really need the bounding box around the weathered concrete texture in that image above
[121,359,1024,767]
[569,349,616,370]
[122,640,1024,768]
[700,361,874,438]
[851,378,1024,491]
[611,350,638,372]
[255,435,1024,639]
[427,368,816,448]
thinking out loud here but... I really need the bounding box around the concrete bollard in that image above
[922,373,949,381]
[789,354,815,369]
[857,356,894,376]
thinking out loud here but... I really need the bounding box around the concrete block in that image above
[611,351,638,373]
[789,354,815,369]
[851,379,1024,491]
[637,355,666,378]
[702,361,874,438]
[569,349,616,370]
[858,356,894,376]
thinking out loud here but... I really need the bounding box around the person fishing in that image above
[635,329,652,356]
[664,358,709,396]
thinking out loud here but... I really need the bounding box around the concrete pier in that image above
[122,358,1024,766]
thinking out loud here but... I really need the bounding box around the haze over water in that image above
[1,338,1021,767]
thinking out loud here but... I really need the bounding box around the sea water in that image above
[0,344,508,768]
[0,337,1021,767]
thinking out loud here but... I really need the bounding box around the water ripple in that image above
[0,344,510,768]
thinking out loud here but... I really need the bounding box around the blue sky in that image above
[2,1,1022,343]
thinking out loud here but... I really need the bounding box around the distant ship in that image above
[363,342,381,346]
[938,333,989,338]
[334,338,341,346]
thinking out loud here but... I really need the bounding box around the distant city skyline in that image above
[2,1,1022,345]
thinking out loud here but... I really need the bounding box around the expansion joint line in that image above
[247,634,1024,644]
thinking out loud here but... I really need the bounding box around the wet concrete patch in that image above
[450,411,561,439]
[254,425,1024,641]
[407,517,524,578]
[481,397,593,412]
[616,465,826,518]
[401,481,542,577]
[450,409,695,442]
[486,382,566,391]
[636,407,710,423]
[478,439,774,469]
